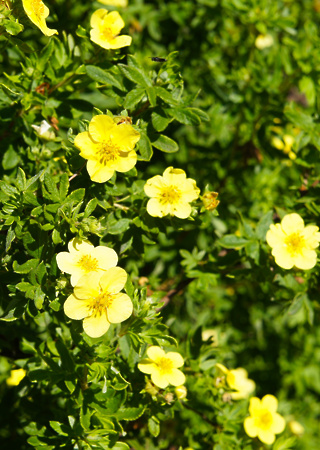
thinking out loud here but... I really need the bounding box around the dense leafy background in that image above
[1,0,320,449]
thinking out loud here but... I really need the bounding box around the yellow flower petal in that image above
[266,224,285,248]
[292,249,317,270]
[104,10,125,35]
[146,198,165,217]
[73,272,101,299]
[106,292,132,323]
[257,430,276,445]
[83,312,110,338]
[110,124,140,153]
[215,363,229,374]
[147,346,166,361]
[107,35,132,49]
[22,0,58,36]
[89,115,115,143]
[173,202,192,219]
[244,417,259,437]
[99,267,127,293]
[281,213,305,234]
[90,9,109,28]
[271,413,286,434]
[167,368,186,386]
[166,352,184,368]
[137,360,156,374]
[114,150,137,173]
[74,132,100,159]
[151,368,170,389]
[249,397,262,415]
[64,294,90,320]
[86,160,115,183]
[98,0,128,6]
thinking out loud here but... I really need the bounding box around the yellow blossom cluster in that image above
[57,238,132,338]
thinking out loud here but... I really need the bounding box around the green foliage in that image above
[1,0,320,449]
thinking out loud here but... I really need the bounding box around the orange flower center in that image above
[78,254,99,273]
[96,140,120,165]
[257,410,273,430]
[284,232,305,256]
[32,0,45,18]
[89,291,114,317]
[156,357,174,375]
[159,186,181,205]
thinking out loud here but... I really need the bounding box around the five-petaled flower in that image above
[216,363,255,400]
[74,114,140,183]
[56,238,118,286]
[144,167,200,219]
[138,346,186,389]
[22,0,58,36]
[64,267,133,338]
[266,213,320,270]
[244,394,285,445]
[90,9,131,50]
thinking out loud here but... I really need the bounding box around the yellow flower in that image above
[22,0,58,36]
[216,363,255,400]
[90,9,131,50]
[266,213,320,270]
[56,238,118,286]
[6,368,26,386]
[255,34,274,50]
[288,420,304,436]
[144,167,200,219]
[98,0,128,7]
[244,395,285,445]
[74,115,140,183]
[138,346,186,389]
[64,268,133,338]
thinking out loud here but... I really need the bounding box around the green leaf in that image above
[137,131,153,161]
[146,87,157,107]
[5,227,15,252]
[168,107,201,125]
[2,146,20,170]
[148,416,160,437]
[49,421,69,436]
[43,172,60,202]
[86,65,125,91]
[154,87,179,106]
[219,235,249,248]
[59,173,69,201]
[64,188,85,204]
[116,406,145,421]
[84,198,98,218]
[256,210,273,240]
[151,135,179,153]
[107,218,131,235]
[13,259,39,274]
[118,64,152,88]
[151,110,172,132]
[124,88,146,110]
[16,168,27,191]
[288,293,306,315]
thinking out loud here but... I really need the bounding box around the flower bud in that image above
[175,385,187,400]
[32,120,55,141]
[202,192,220,211]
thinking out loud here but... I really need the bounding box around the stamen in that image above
[160,186,181,205]
[284,232,305,256]
[96,140,120,165]
[89,292,114,317]
[78,254,99,273]
[157,357,173,374]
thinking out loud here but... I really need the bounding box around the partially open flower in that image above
[56,238,118,286]
[22,0,58,36]
[74,114,140,183]
[32,120,55,140]
[138,346,186,389]
[244,395,285,444]
[90,9,131,50]
[64,268,132,338]
[255,34,274,50]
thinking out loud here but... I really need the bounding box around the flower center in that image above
[96,140,120,165]
[89,292,114,317]
[101,25,115,41]
[157,357,174,375]
[160,186,181,205]
[32,0,45,18]
[284,232,305,256]
[257,410,273,430]
[78,254,99,273]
